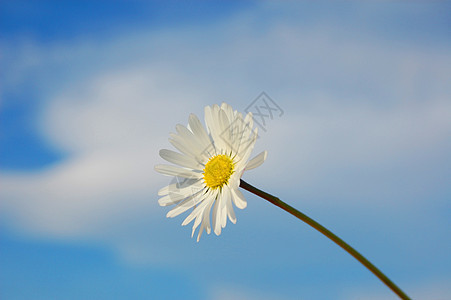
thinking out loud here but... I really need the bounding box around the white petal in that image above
[220,102,234,121]
[228,114,245,155]
[244,111,254,131]
[166,191,205,218]
[158,181,204,206]
[246,151,267,170]
[225,188,237,224]
[220,188,228,228]
[169,137,203,161]
[188,114,213,150]
[212,198,221,235]
[227,171,241,190]
[204,105,216,135]
[158,185,170,196]
[203,197,214,235]
[182,198,209,226]
[217,109,232,150]
[237,129,258,164]
[197,199,214,241]
[158,192,186,206]
[197,224,205,242]
[231,188,247,209]
[191,205,206,237]
[159,149,203,170]
[158,177,203,196]
[189,190,213,233]
[205,105,228,151]
[191,208,205,236]
[182,210,199,227]
[230,114,256,157]
[154,164,202,179]
[190,214,201,234]
[173,127,209,161]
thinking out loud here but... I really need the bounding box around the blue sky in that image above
[1,1,450,299]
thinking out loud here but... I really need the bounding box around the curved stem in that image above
[239,179,410,300]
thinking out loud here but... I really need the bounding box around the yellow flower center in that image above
[203,154,234,189]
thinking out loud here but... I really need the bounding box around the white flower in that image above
[155,102,267,241]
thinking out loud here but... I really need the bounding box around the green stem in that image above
[239,179,410,300]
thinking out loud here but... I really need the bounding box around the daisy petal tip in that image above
[245,150,268,171]
[158,149,170,159]
[154,164,166,175]
[214,227,221,236]
[235,201,247,210]
[166,211,177,218]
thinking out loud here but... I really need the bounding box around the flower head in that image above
[155,103,267,241]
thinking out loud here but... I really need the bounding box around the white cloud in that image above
[0,148,159,238]
[40,65,204,154]
[261,96,451,188]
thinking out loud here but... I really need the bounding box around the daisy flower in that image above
[155,103,267,241]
